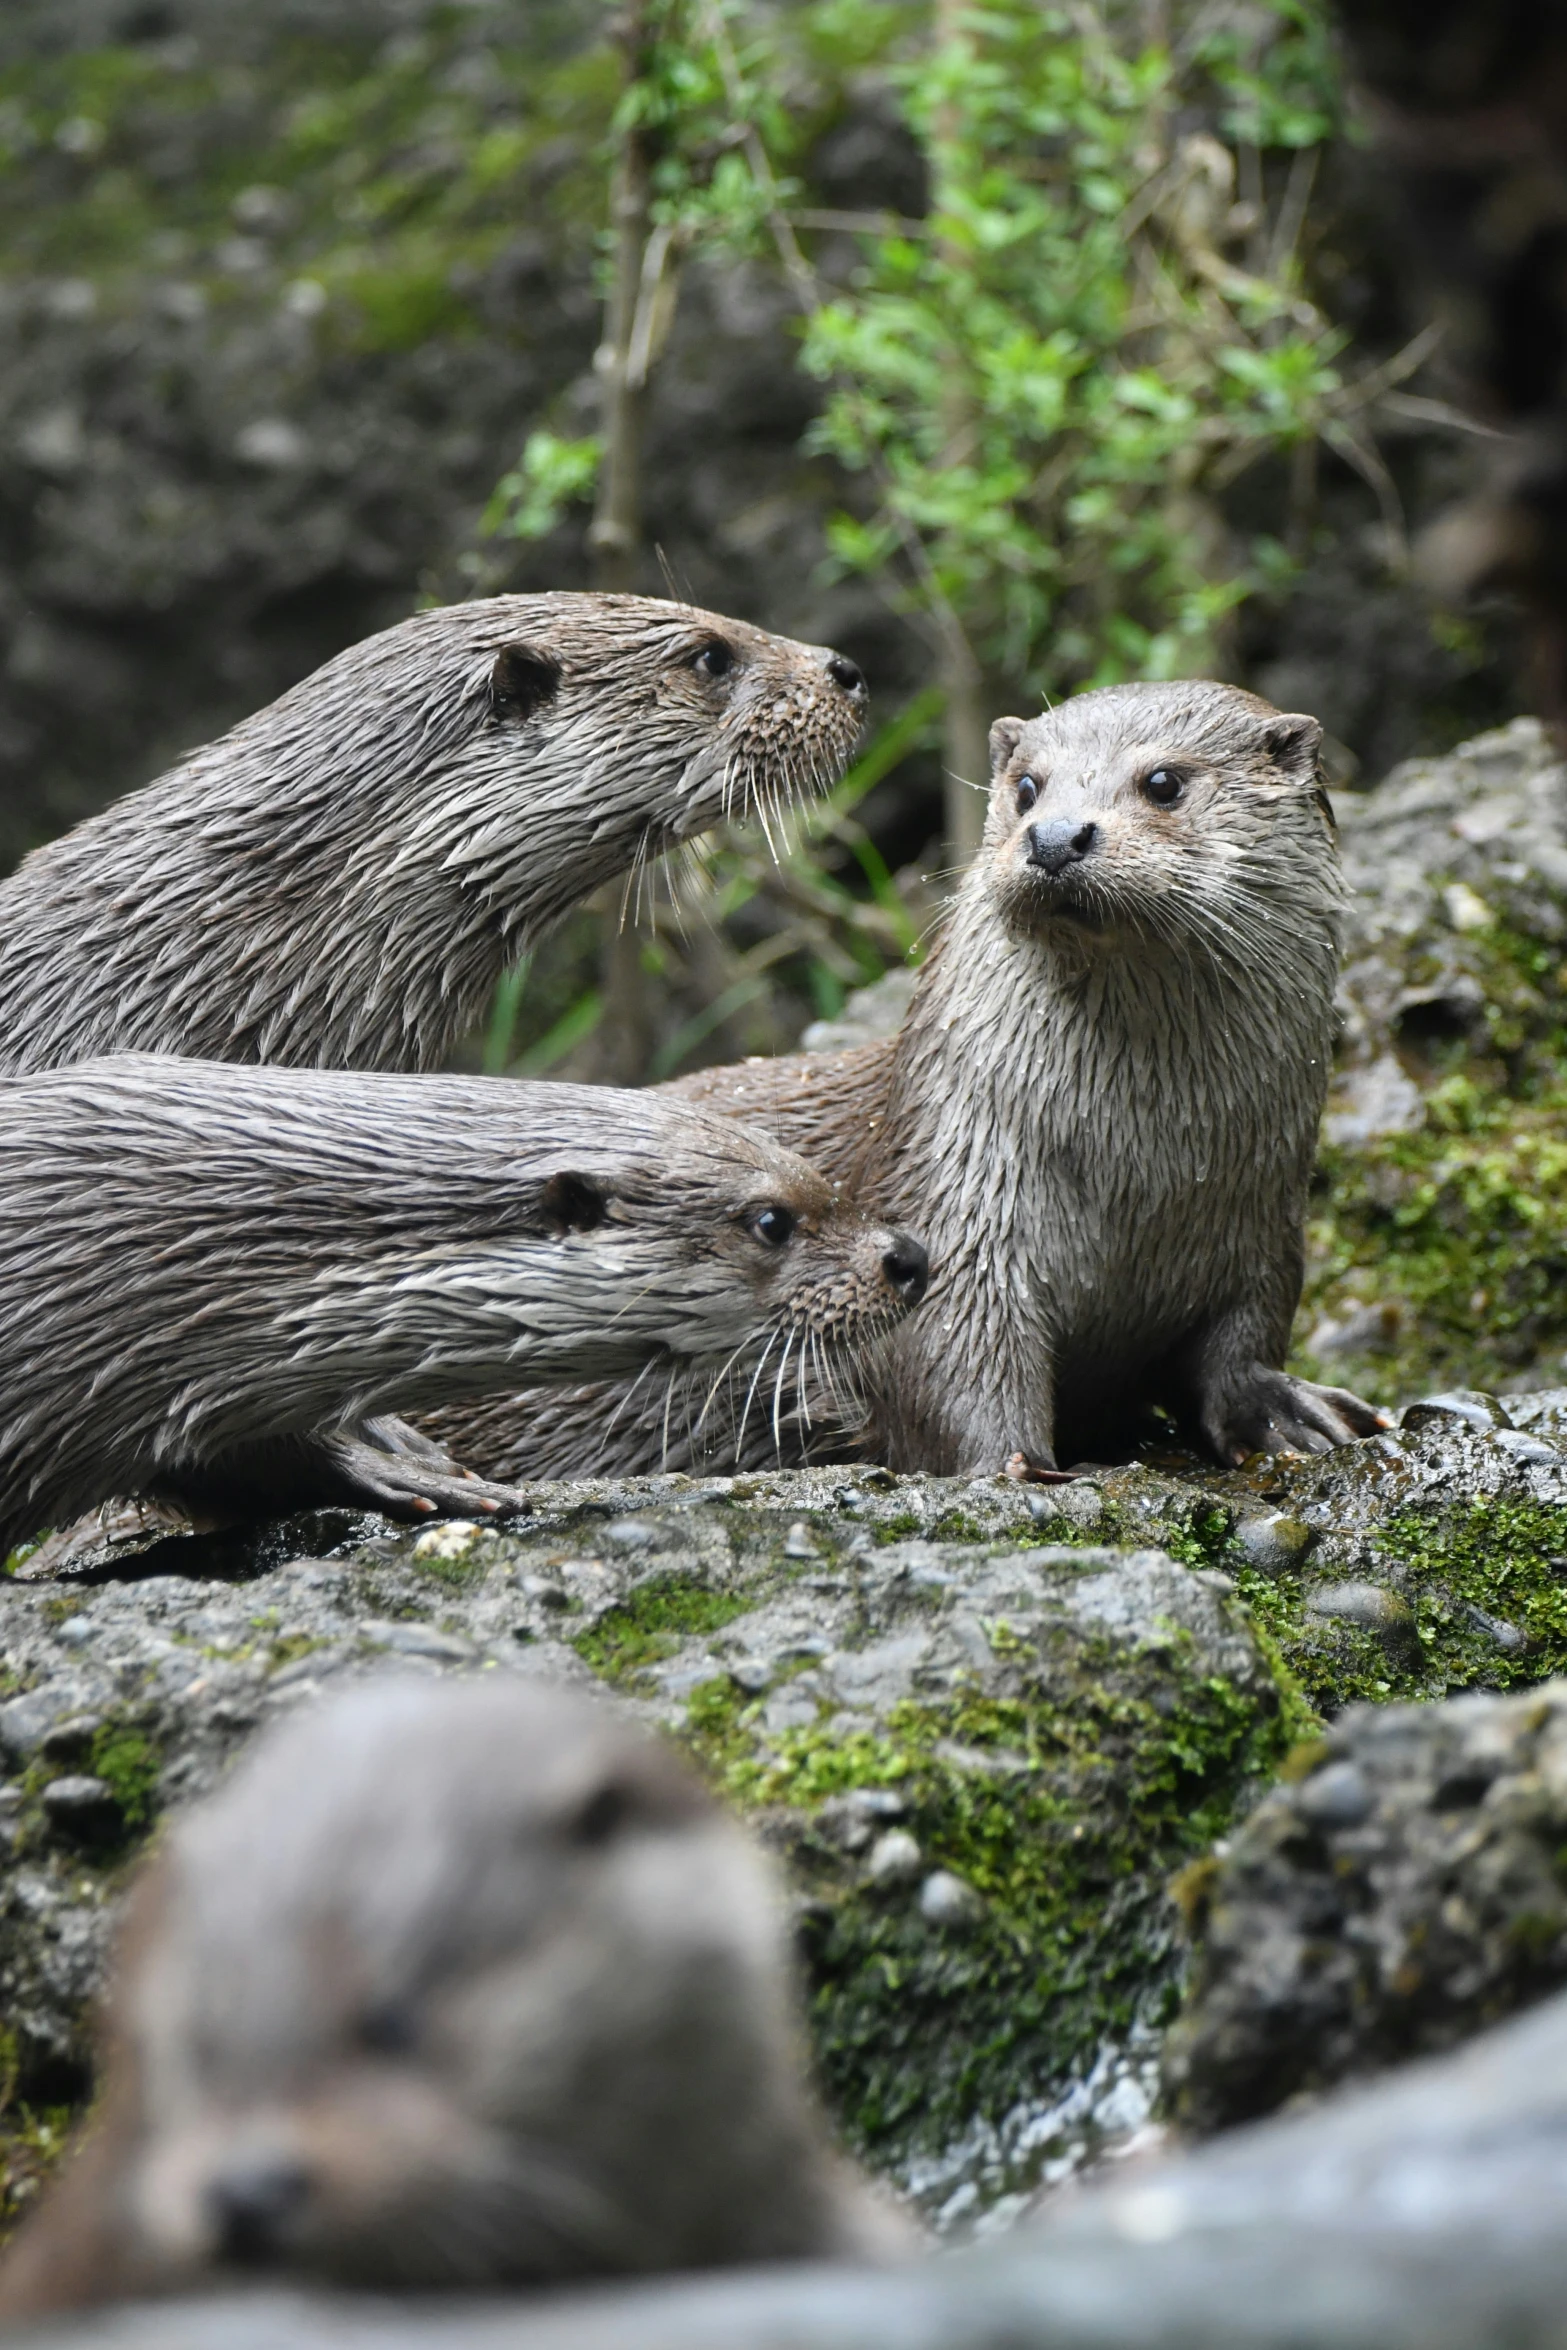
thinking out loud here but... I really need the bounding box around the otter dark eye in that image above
[1015,775,1040,814]
[356,2002,417,2056]
[1141,767,1185,807]
[692,641,734,681]
[749,1204,796,1248]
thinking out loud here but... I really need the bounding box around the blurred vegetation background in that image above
[0,0,1520,1086]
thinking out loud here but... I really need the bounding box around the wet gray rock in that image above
[1334,716,1567,1073]
[23,1985,1567,2347]
[1162,1678,1567,2132]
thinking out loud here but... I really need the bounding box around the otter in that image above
[0,1677,909,2315]
[426,682,1383,1479]
[0,594,867,1078]
[0,1056,928,1559]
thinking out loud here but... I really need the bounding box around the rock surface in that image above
[1299,715,1567,1402]
[20,1981,1567,2348]
[1164,1672,1567,2131]
[0,1470,1291,2231]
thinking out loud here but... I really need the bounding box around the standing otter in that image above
[0,1057,927,1557]
[428,682,1383,1479]
[0,1677,908,2316]
[0,594,867,1077]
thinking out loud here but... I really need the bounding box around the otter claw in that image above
[1207,1366,1387,1465]
[1004,1451,1074,1484]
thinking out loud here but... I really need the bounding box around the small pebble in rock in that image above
[1401,1391,1513,1435]
[519,1577,568,1609]
[39,1714,101,1760]
[1304,1581,1418,1647]
[919,1869,984,1929]
[41,1775,118,1834]
[818,1790,908,1852]
[834,1487,869,1511]
[1234,1514,1314,1574]
[1295,1760,1375,1827]
[866,1828,923,1885]
[728,1658,772,1695]
[412,1520,480,1562]
[782,1521,820,1559]
[1464,1602,1529,1654]
[1492,1430,1565,1468]
[605,1519,657,1549]
[53,1618,95,1648]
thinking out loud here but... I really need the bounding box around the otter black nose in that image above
[207,2156,313,2266]
[1027,818,1097,875]
[826,653,867,700]
[882,1232,929,1306]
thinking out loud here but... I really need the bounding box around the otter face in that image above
[125,1680,816,2288]
[979,682,1340,961]
[641,608,868,846]
[482,597,868,877]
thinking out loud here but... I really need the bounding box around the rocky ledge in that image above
[10,1385,1567,2234]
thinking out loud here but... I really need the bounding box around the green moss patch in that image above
[1298,923,1567,1400]
[572,1574,752,1687]
[1231,1497,1567,1713]
[687,1622,1294,2171]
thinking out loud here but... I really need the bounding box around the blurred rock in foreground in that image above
[20,1972,1567,2348]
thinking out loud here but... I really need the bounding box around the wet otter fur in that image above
[0,594,866,1077]
[0,1057,927,1558]
[0,1677,908,2315]
[430,681,1382,1479]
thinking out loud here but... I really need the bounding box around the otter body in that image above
[0,1677,906,2315]
[0,594,866,1077]
[432,682,1379,1478]
[0,1057,926,1556]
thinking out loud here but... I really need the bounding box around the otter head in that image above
[466,595,869,904]
[979,681,1342,968]
[279,1079,929,1436]
[507,1101,930,1387]
[118,1679,837,2287]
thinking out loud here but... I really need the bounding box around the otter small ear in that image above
[539,1171,606,1237]
[989,717,1026,775]
[1261,712,1322,785]
[490,642,562,723]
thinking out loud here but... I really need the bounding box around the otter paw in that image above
[1205,1368,1390,1467]
[319,1425,532,1521]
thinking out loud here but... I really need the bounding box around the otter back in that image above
[0,1056,925,1557]
[0,594,867,1077]
[0,1677,908,2313]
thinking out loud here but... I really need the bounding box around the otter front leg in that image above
[161,1419,532,1525]
[1187,1314,1388,1465]
[880,1305,1059,1477]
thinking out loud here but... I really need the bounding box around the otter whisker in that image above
[694,1335,756,1436]
[770,1325,798,1458]
[734,1327,782,1459]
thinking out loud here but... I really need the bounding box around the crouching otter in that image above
[0,1057,927,1558]
[0,593,867,1078]
[0,1677,909,2315]
[424,681,1383,1479]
